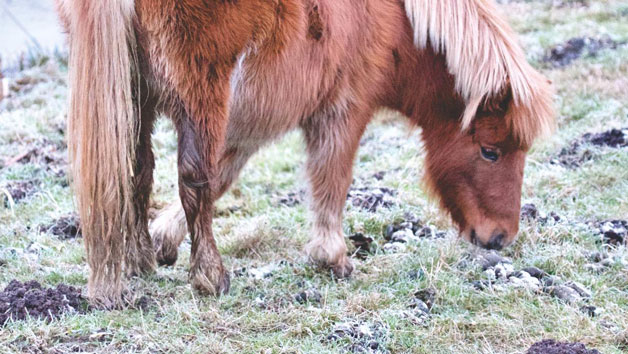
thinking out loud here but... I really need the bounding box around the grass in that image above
[1,0,627,352]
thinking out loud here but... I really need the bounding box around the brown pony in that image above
[56,0,554,307]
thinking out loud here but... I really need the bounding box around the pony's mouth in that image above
[461,228,510,251]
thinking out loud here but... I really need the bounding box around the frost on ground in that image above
[0,0,627,352]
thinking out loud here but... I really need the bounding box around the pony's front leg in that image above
[175,104,230,296]
[302,110,370,278]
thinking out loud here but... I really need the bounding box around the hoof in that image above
[331,256,354,278]
[189,266,231,296]
[156,246,178,267]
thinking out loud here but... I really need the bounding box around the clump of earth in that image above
[381,215,446,253]
[545,36,619,67]
[471,251,598,314]
[326,320,389,353]
[40,213,81,239]
[2,180,38,206]
[233,261,291,280]
[584,251,626,273]
[404,287,436,326]
[294,288,322,304]
[520,203,562,224]
[593,220,627,245]
[0,280,87,326]
[277,190,306,207]
[348,214,447,257]
[527,339,601,354]
[552,128,628,168]
[347,186,396,213]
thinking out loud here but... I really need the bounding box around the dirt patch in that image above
[594,220,627,245]
[348,233,374,260]
[326,320,389,353]
[381,215,446,253]
[276,190,306,207]
[545,36,619,67]
[527,339,600,354]
[2,139,68,176]
[0,280,88,326]
[520,203,562,224]
[347,187,396,213]
[471,251,595,309]
[2,180,38,206]
[552,128,628,167]
[294,288,322,304]
[39,213,81,239]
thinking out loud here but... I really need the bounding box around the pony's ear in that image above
[461,86,513,132]
[485,86,513,115]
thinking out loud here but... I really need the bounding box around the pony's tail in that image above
[62,0,138,305]
[403,0,555,146]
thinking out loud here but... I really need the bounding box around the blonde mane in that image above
[404,0,555,145]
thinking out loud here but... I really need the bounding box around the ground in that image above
[0,0,627,353]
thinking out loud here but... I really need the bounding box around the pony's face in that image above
[424,113,527,250]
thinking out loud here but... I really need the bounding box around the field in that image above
[0,0,627,353]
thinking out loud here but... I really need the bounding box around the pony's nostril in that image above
[486,233,505,250]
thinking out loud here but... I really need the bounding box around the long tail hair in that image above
[61,0,138,301]
[403,0,555,146]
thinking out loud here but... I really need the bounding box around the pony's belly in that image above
[224,50,326,149]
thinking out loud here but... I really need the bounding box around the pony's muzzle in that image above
[471,229,508,251]
[485,232,505,250]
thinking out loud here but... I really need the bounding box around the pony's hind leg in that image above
[151,145,258,266]
[125,95,158,277]
[302,110,370,278]
[175,112,230,295]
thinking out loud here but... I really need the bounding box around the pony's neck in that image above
[390,42,465,131]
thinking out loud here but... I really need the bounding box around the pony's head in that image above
[422,93,520,249]
[420,74,554,250]
[404,0,556,250]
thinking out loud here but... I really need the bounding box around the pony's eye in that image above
[480,146,500,162]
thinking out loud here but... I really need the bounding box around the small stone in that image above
[407,269,425,280]
[494,263,514,279]
[383,242,406,253]
[391,229,414,243]
[541,275,561,288]
[550,285,581,304]
[522,266,546,279]
[409,298,429,314]
[349,233,373,259]
[472,280,491,290]
[294,289,322,304]
[384,224,397,240]
[509,274,540,292]
[565,281,591,298]
[248,263,280,280]
[415,226,433,238]
[399,222,413,230]
[356,324,373,338]
[483,268,496,280]
[414,288,436,309]
[254,296,265,308]
[478,251,512,270]
[521,203,538,220]
[580,305,603,317]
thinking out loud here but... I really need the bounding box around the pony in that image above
[55,0,554,307]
